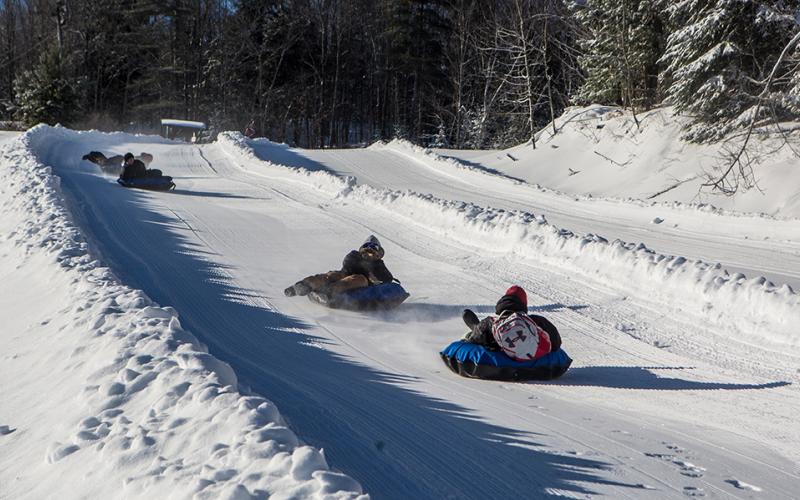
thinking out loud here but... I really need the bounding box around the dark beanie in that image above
[495,285,528,315]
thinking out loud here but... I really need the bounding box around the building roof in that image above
[160,119,207,129]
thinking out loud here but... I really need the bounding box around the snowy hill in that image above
[440,105,800,218]
[2,121,800,499]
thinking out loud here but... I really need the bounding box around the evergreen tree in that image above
[14,49,78,126]
[574,0,665,117]
[660,0,800,141]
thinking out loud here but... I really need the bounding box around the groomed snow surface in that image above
[2,108,799,499]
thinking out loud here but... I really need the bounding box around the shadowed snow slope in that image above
[0,126,365,500]
[2,124,800,499]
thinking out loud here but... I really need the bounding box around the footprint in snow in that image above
[724,479,762,492]
[46,442,80,463]
[673,460,706,478]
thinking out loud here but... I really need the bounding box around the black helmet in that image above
[124,152,134,161]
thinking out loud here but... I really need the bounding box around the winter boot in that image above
[285,282,312,297]
[462,309,480,329]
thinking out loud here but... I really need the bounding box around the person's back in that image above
[463,285,562,354]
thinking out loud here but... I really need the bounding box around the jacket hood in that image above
[359,235,385,260]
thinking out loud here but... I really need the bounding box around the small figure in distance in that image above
[284,235,394,305]
[244,119,256,138]
[462,285,562,360]
[119,152,147,181]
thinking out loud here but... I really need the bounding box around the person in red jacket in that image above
[462,285,562,353]
[284,235,394,304]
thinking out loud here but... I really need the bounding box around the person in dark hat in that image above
[462,285,562,353]
[119,152,147,181]
[284,235,394,304]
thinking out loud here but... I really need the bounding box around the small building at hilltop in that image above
[160,119,208,142]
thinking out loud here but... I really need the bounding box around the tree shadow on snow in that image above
[170,188,269,200]
[553,366,791,391]
[437,154,529,183]
[52,166,649,499]
[377,302,589,324]
[248,138,337,174]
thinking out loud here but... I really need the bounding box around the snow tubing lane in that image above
[441,341,572,381]
[308,282,410,311]
[118,176,176,191]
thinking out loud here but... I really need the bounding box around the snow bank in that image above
[0,126,366,499]
[452,105,800,218]
[219,132,800,348]
[387,135,793,222]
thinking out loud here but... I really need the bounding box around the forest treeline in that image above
[1,0,799,148]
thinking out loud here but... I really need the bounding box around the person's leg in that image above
[463,316,494,345]
[327,274,369,294]
[462,309,480,328]
[285,271,344,297]
[309,274,369,305]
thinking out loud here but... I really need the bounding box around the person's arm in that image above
[341,251,360,275]
[530,314,561,352]
[369,259,394,283]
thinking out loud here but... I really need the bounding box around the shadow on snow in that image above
[554,366,791,391]
[247,138,337,174]
[377,302,588,324]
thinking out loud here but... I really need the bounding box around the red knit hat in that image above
[504,285,527,307]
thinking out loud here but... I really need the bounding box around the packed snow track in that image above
[6,128,800,499]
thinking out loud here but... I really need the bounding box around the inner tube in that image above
[441,340,571,381]
[308,282,410,311]
[118,176,176,191]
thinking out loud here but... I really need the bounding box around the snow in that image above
[0,127,364,499]
[161,119,207,129]
[2,114,800,499]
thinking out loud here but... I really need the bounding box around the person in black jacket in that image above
[462,285,562,353]
[119,152,147,180]
[284,235,394,303]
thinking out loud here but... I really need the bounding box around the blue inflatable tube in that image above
[118,176,175,191]
[309,282,410,311]
[441,340,571,381]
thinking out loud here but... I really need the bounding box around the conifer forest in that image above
[1,0,799,148]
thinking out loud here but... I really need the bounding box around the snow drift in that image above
[441,105,800,219]
[0,125,366,499]
[219,131,800,349]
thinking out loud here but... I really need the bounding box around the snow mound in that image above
[0,126,366,499]
[443,105,800,218]
[219,131,800,349]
